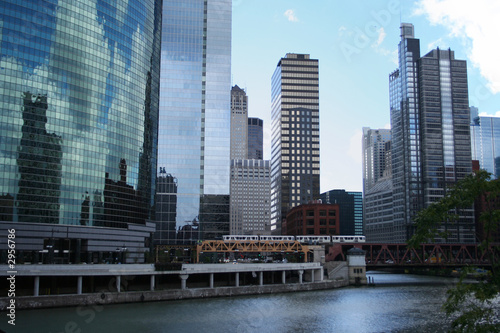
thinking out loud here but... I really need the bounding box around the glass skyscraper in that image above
[156,0,232,244]
[248,117,264,160]
[470,112,500,179]
[390,23,474,243]
[0,0,161,262]
[270,53,320,234]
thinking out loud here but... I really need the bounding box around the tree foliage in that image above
[408,170,500,332]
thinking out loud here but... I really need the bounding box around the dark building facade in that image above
[248,117,264,160]
[270,53,320,234]
[321,190,363,235]
[390,23,474,243]
[0,0,161,263]
[285,202,339,236]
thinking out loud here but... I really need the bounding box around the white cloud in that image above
[427,37,446,50]
[414,0,500,94]
[284,9,299,22]
[479,110,500,118]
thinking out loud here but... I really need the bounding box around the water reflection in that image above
[9,273,455,333]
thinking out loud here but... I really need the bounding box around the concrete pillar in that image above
[235,272,240,287]
[310,269,315,282]
[298,270,304,284]
[282,270,286,284]
[77,276,83,294]
[179,274,189,290]
[34,276,40,296]
[259,271,263,286]
[116,275,121,293]
[209,273,214,288]
[150,275,155,291]
[317,269,324,281]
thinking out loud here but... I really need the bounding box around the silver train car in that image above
[222,235,366,243]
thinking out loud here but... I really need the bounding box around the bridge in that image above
[326,242,500,268]
[195,240,311,263]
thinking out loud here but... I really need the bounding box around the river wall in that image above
[3,279,349,310]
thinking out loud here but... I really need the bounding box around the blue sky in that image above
[231,0,500,193]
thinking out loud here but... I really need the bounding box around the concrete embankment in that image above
[3,280,349,310]
[0,263,351,310]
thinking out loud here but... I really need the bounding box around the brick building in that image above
[284,202,339,236]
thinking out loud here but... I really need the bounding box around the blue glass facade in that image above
[390,24,474,243]
[156,0,231,244]
[0,0,161,262]
[471,115,500,178]
[320,190,363,236]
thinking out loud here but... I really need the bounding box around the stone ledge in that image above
[0,280,349,310]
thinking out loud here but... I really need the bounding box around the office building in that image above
[362,128,392,192]
[320,190,363,235]
[470,110,500,179]
[270,53,320,234]
[285,202,339,237]
[230,85,248,159]
[157,0,232,244]
[229,88,270,235]
[248,117,264,160]
[362,128,393,241]
[364,178,394,242]
[389,23,474,243]
[230,159,271,234]
[0,0,161,263]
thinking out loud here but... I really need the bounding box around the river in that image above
[3,272,459,333]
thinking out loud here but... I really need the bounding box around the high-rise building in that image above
[390,23,474,243]
[157,0,232,244]
[230,85,248,160]
[230,159,271,234]
[320,190,363,235]
[270,53,320,234]
[362,128,393,242]
[248,117,264,160]
[362,128,392,192]
[470,111,500,179]
[0,0,161,262]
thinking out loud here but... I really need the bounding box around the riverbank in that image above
[3,279,349,310]
[0,263,348,310]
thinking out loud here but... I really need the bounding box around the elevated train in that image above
[222,235,366,244]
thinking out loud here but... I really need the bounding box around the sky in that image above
[230,0,500,193]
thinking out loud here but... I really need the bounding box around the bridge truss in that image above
[196,240,311,263]
[326,243,500,267]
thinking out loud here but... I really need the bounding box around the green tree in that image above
[408,170,500,332]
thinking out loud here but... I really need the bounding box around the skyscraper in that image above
[470,111,500,179]
[156,0,232,244]
[248,117,264,160]
[362,127,393,242]
[270,53,320,234]
[229,88,270,235]
[390,23,474,243]
[362,127,392,192]
[0,0,161,262]
[230,85,248,160]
